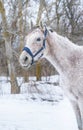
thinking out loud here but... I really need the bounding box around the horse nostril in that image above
[24,56,28,62]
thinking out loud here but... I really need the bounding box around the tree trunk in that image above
[18,0,24,52]
[36,61,41,81]
[35,0,45,81]
[36,0,44,24]
[0,1,19,94]
[5,40,20,94]
[18,0,29,82]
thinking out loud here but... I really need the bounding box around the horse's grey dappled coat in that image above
[19,27,83,130]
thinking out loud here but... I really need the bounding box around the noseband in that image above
[23,27,48,65]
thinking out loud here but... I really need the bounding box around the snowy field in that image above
[0,76,78,130]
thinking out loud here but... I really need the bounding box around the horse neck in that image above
[44,32,77,74]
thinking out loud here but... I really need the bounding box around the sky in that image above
[80,0,83,5]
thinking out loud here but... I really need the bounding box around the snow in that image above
[0,76,79,130]
[0,95,78,130]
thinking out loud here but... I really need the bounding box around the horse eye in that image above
[37,38,41,41]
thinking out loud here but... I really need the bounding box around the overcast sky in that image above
[81,0,83,6]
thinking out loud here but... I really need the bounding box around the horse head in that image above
[19,25,48,69]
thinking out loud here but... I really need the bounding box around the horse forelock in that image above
[27,26,43,35]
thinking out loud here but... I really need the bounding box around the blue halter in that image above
[23,27,48,65]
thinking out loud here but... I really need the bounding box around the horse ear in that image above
[39,21,47,32]
[30,20,34,29]
[39,21,43,29]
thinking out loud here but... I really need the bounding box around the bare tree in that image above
[55,0,63,32]
[63,0,83,35]
[35,0,45,81]
[18,0,23,52]
[0,0,19,94]
[36,0,45,24]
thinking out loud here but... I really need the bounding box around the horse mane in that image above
[27,26,80,50]
[27,26,40,34]
[52,31,79,49]
[27,26,53,35]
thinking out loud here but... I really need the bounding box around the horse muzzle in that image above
[19,51,32,69]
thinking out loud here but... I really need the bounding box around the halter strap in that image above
[23,26,48,65]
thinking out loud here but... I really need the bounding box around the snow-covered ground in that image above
[0,76,79,130]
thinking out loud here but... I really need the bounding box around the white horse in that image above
[19,25,83,130]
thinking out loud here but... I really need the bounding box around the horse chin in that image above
[22,61,36,70]
[19,61,31,69]
[19,55,32,69]
[22,63,31,70]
